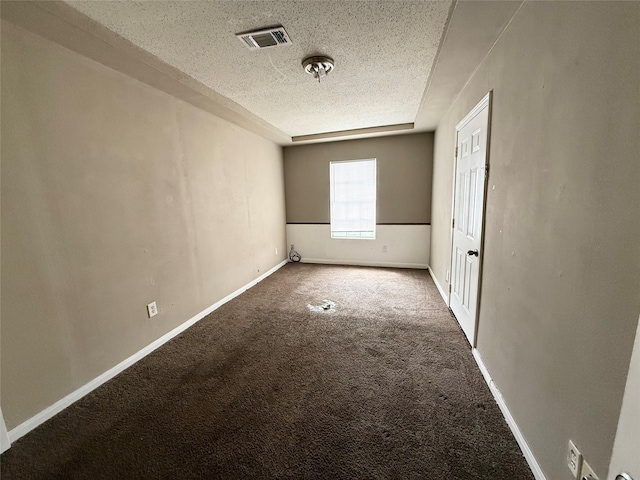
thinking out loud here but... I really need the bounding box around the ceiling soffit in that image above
[65,1,452,137]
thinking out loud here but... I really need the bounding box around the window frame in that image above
[329,158,377,240]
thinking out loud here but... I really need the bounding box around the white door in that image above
[449,93,491,346]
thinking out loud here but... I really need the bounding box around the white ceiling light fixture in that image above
[302,56,334,83]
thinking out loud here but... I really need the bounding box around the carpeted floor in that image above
[1,263,534,479]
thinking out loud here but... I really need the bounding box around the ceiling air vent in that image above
[236,26,292,51]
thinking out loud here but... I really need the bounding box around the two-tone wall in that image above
[430,2,640,479]
[284,134,433,268]
[1,22,287,431]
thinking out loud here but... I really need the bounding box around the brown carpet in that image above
[1,263,534,479]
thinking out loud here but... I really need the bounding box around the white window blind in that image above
[330,159,376,239]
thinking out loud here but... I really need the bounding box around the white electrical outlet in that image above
[275,247,278,255]
[580,460,599,480]
[147,301,158,318]
[446,270,450,282]
[568,440,583,478]
[382,245,387,253]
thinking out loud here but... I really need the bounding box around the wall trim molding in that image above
[301,258,428,269]
[6,259,289,446]
[472,348,547,480]
[375,223,431,226]
[427,266,449,304]
[285,223,431,226]
[292,123,414,143]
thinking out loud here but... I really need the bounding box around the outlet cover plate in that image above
[147,301,158,318]
[568,440,582,478]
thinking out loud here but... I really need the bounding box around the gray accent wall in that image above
[1,22,287,429]
[430,2,640,479]
[284,134,433,224]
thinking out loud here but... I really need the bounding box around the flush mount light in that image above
[302,55,334,83]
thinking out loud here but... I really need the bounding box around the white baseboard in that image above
[427,266,449,304]
[301,258,428,269]
[472,348,546,480]
[7,259,289,445]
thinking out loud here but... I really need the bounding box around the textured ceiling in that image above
[65,1,452,137]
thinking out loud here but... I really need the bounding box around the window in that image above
[330,159,377,239]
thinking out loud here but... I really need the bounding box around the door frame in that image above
[0,406,10,453]
[447,91,493,347]
[607,313,640,479]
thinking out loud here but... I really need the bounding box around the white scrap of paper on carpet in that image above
[307,300,336,312]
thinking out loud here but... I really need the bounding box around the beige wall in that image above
[430,3,640,480]
[284,134,433,224]
[1,22,286,429]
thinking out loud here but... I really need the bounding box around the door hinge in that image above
[449,284,452,293]
[452,218,455,229]
[485,164,490,178]
[455,146,458,158]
